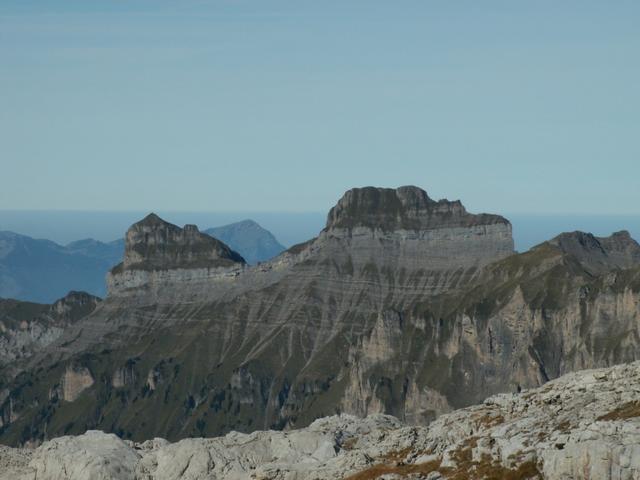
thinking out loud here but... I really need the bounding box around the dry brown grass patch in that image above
[381,446,413,462]
[443,446,541,480]
[343,459,441,480]
[476,412,505,429]
[344,436,542,480]
[597,401,640,421]
[342,437,358,451]
[555,420,572,432]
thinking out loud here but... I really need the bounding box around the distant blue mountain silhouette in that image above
[205,219,285,265]
[0,232,124,302]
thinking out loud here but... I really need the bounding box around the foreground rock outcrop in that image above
[2,361,640,479]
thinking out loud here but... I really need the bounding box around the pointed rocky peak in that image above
[549,231,606,254]
[137,212,167,227]
[548,230,640,274]
[114,213,245,273]
[600,230,640,251]
[325,185,510,231]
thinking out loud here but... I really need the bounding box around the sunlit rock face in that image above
[60,366,94,402]
[317,186,514,295]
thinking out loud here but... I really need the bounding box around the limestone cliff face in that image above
[60,366,94,402]
[322,186,513,278]
[1,186,639,448]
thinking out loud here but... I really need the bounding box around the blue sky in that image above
[1,1,639,214]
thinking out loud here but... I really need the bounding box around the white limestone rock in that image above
[25,431,139,480]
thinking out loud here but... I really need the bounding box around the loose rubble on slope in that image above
[1,361,639,479]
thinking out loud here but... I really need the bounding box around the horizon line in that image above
[2,209,640,217]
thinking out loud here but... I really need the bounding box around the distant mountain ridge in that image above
[0,231,123,303]
[0,220,286,303]
[205,219,286,265]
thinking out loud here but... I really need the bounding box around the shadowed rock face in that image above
[1,186,639,448]
[325,186,510,231]
[549,230,640,274]
[118,213,245,271]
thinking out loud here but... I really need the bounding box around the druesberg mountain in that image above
[1,186,639,447]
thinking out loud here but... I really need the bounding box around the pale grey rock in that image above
[61,365,94,402]
[0,444,30,480]
[541,422,640,480]
[112,364,136,388]
[17,431,140,480]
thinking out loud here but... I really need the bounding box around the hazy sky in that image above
[1,1,639,214]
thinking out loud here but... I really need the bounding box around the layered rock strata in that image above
[1,186,640,447]
[107,214,246,296]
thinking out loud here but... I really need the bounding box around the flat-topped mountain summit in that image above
[1,186,639,448]
[310,186,514,296]
[325,185,510,231]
